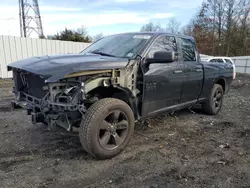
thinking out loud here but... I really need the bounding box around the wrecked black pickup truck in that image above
[8,32,234,159]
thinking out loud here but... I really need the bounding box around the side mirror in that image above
[147,51,175,64]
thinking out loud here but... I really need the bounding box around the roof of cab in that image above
[112,32,195,40]
[208,56,233,59]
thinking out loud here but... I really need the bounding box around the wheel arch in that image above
[87,86,139,120]
[214,77,226,92]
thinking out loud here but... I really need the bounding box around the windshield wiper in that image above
[89,50,116,57]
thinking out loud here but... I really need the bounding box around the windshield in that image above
[81,33,152,58]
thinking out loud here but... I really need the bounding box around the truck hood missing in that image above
[8,53,129,82]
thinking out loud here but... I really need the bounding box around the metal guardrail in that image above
[232,58,250,74]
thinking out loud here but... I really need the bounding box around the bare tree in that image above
[77,26,89,37]
[167,18,181,34]
[238,0,250,54]
[140,22,165,32]
[92,33,104,41]
[184,0,250,56]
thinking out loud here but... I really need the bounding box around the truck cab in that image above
[140,34,204,117]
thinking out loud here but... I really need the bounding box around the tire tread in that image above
[203,84,224,115]
[79,98,134,158]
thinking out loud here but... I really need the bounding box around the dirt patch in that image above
[0,75,250,188]
[231,73,250,89]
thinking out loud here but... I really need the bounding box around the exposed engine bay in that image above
[12,69,90,131]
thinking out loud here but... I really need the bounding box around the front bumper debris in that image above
[12,91,86,131]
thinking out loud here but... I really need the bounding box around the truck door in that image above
[178,37,203,103]
[141,35,185,117]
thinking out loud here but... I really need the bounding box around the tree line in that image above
[45,0,249,56]
[183,0,250,56]
[140,0,250,56]
[44,18,181,43]
[42,26,104,43]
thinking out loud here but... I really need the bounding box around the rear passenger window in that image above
[179,38,196,61]
[147,36,177,58]
[209,59,223,63]
[225,59,233,65]
[217,59,224,63]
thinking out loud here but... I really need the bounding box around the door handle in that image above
[195,69,203,72]
[173,70,183,74]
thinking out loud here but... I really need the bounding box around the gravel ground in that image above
[0,74,250,188]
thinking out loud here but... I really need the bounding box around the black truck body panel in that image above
[200,62,233,99]
[141,62,186,116]
[141,60,233,117]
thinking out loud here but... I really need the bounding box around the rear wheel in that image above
[79,98,135,159]
[202,84,224,115]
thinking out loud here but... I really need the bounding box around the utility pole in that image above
[19,0,44,38]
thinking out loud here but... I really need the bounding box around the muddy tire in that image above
[202,84,224,115]
[79,98,135,159]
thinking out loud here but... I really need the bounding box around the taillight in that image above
[233,65,236,79]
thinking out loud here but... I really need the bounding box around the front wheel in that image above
[202,84,224,115]
[79,98,135,159]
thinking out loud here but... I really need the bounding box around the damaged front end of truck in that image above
[8,55,140,131]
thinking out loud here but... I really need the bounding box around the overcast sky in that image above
[0,0,203,38]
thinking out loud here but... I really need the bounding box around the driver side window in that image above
[147,36,177,58]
